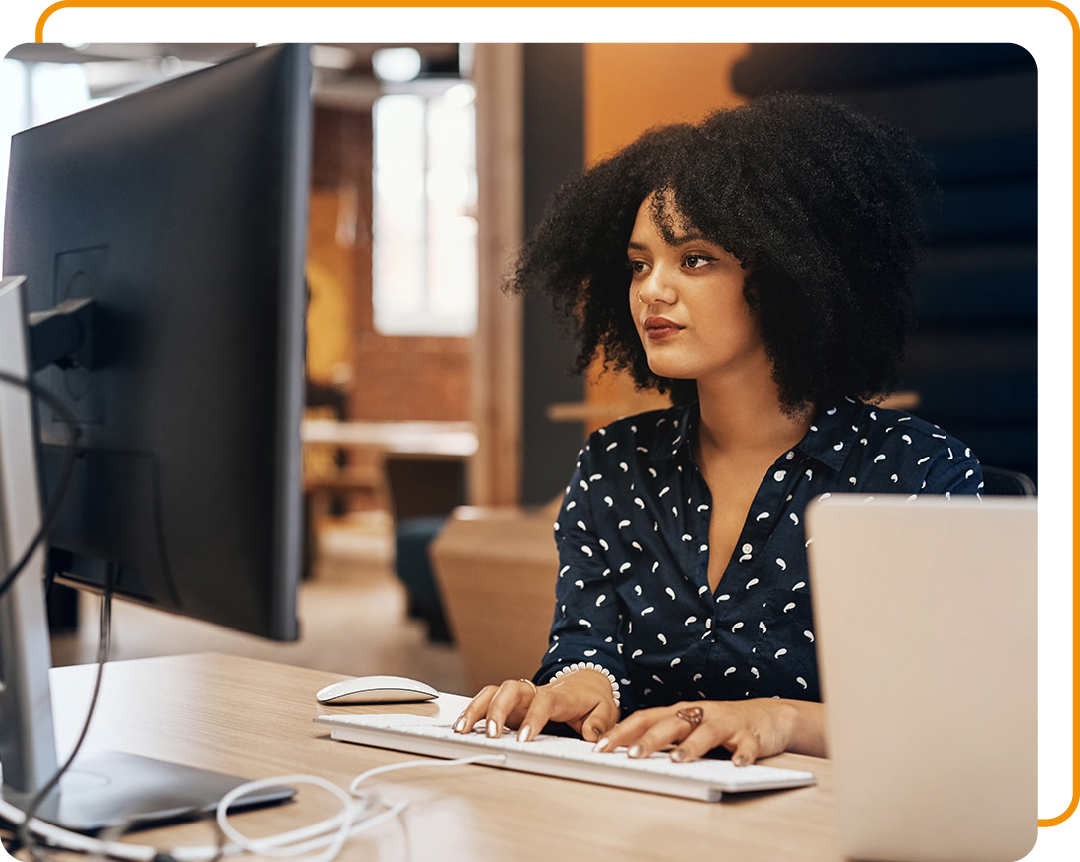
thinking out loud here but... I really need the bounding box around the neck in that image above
[694,374,812,459]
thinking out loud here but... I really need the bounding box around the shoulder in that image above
[580,405,687,459]
[857,404,955,444]
[854,403,981,494]
[857,404,972,454]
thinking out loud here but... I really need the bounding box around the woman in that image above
[454,93,982,766]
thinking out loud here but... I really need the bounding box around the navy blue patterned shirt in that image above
[534,397,982,714]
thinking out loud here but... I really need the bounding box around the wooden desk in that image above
[39,653,841,861]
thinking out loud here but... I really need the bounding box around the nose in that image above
[636,262,678,307]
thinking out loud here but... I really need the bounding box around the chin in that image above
[646,361,697,381]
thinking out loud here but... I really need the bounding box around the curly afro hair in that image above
[505,93,937,414]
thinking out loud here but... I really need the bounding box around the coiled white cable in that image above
[215,774,364,862]
[1,753,509,862]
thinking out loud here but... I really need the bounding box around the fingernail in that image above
[670,748,686,762]
[517,725,532,742]
[487,720,499,738]
[628,745,643,759]
[454,716,468,732]
[593,737,610,752]
[733,755,747,767]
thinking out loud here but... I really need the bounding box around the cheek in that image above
[720,284,759,332]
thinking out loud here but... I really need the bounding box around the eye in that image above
[683,254,714,269]
[628,259,649,275]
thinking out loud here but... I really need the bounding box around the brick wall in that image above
[309,105,472,423]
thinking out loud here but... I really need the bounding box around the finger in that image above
[483,679,536,738]
[624,716,692,759]
[669,718,763,765]
[577,695,621,743]
[594,707,666,751]
[515,686,556,742]
[454,685,499,733]
[670,724,726,763]
[595,710,687,757]
[727,729,763,767]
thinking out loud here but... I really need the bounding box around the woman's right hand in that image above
[453,668,620,744]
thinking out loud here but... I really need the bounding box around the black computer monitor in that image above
[0,43,312,831]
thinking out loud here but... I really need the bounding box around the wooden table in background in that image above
[300,420,478,571]
[301,419,478,458]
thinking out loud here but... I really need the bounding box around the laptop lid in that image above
[806,494,1037,862]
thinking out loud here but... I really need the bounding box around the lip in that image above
[643,316,684,340]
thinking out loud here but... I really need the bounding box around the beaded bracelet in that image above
[549,661,621,707]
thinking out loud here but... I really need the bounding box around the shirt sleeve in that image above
[921,434,984,496]
[533,435,631,710]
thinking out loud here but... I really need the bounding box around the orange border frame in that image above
[6,18,1080,851]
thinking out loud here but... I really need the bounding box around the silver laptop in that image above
[806,494,1037,862]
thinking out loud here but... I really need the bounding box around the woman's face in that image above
[628,194,768,387]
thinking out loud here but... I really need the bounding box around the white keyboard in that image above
[314,713,815,802]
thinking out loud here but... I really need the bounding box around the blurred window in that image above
[372,82,478,336]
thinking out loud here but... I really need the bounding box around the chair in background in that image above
[430,498,562,691]
[980,465,1037,497]
[384,454,468,643]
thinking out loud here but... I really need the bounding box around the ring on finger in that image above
[518,678,538,695]
[675,706,704,729]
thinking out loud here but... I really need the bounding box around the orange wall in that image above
[584,43,750,163]
[581,43,750,423]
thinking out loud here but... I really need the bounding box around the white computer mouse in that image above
[315,674,439,705]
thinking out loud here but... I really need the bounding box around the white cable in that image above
[1,753,507,862]
[215,774,359,862]
[0,798,156,861]
[176,793,407,862]
[214,757,507,861]
[3,772,391,862]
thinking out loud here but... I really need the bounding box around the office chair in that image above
[385,454,468,643]
[980,465,1037,497]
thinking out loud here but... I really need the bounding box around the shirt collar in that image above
[649,402,698,462]
[648,397,865,471]
[793,397,865,470]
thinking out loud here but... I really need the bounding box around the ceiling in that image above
[3,42,466,109]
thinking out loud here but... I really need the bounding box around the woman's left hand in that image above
[593,698,824,766]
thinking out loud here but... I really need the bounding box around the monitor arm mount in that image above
[28,297,97,373]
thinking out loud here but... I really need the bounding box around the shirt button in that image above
[741,543,753,554]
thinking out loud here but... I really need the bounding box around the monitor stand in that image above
[0,276,294,833]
